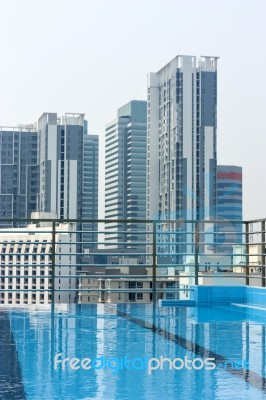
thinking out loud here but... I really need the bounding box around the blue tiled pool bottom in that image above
[2,304,266,400]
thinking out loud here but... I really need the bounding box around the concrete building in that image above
[147,55,218,262]
[38,112,84,219]
[37,112,99,257]
[216,165,243,252]
[0,126,38,226]
[0,220,76,304]
[105,100,147,249]
[78,274,179,304]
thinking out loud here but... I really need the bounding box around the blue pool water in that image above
[1,303,266,400]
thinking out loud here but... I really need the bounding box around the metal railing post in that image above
[51,221,56,307]
[245,222,249,286]
[195,221,199,286]
[262,221,265,287]
[152,221,157,309]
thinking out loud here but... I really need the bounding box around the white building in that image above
[78,275,179,304]
[0,222,76,305]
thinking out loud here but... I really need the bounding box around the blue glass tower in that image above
[216,165,243,252]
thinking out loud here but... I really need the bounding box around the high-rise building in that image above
[147,55,218,260]
[38,112,84,219]
[82,124,99,250]
[216,165,243,252]
[105,100,147,248]
[0,126,39,226]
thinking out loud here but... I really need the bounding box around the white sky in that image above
[0,0,265,220]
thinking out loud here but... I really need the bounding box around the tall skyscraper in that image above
[216,165,243,252]
[38,112,84,219]
[38,112,99,253]
[147,55,218,260]
[105,100,147,248]
[0,126,39,226]
[82,125,99,250]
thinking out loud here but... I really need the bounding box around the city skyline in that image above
[0,0,265,220]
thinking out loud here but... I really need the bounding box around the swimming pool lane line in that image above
[117,310,266,394]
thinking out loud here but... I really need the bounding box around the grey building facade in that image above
[0,126,39,226]
[38,112,84,219]
[147,55,218,262]
[38,112,99,252]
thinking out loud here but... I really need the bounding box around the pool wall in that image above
[159,286,266,307]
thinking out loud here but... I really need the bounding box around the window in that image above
[137,293,143,300]
[128,293,136,302]
[166,293,175,299]
[166,282,175,288]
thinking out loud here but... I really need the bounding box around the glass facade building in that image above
[147,55,218,261]
[216,165,243,252]
[82,126,99,250]
[105,100,147,249]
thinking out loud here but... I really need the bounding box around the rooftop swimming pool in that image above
[1,303,266,400]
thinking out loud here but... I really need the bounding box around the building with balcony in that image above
[78,275,180,304]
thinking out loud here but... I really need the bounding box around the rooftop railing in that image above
[0,217,265,307]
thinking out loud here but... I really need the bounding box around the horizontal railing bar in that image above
[156,242,244,245]
[0,275,179,279]
[2,273,263,279]
[0,253,52,256]
[53,241,151,245]
[56,288,192,292]
[1,275,52,278]
[0,241,53,245]
[0,217,256,224]
[1,263,155,268]
[1,274,263,280]
[0,232,249,237]
[0,230,60,234]
[0,289,51,292]
[2,263,265,268]
[78,276,178,279]
[0,289,185,293]
[0,261,52,268]
[2,252,264,257]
